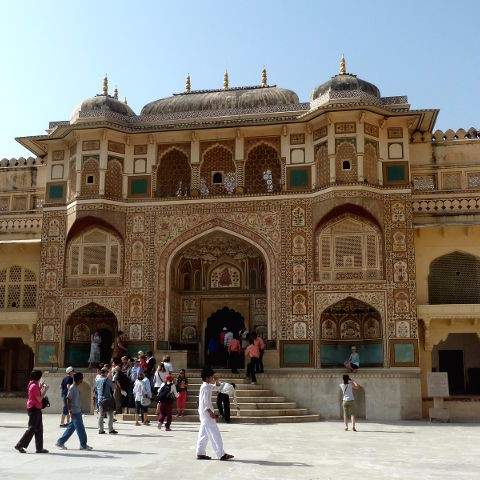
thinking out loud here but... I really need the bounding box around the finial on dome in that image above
[339,54,346,75]
[113,86,118,100]
[102,74,109,95]
[223,69,229,90]
[124,97,128,105]
[261,66,267,87]
[185,74,191,93]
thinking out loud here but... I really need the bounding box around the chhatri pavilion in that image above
[0,57,479,420]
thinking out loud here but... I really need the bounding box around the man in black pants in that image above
[215,377,239,423]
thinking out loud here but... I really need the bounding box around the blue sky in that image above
[0,0,478,157]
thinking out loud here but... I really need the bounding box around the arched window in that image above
[104,158,123,199]
[335,142,357,183]
[317,214,382,281]
[200,145,236,195]
[429,252,480,304]
[0,266,37,310]
[157,149,191,197]
[315,143,329,188]
[245,143,282,194]
[67,228,121,285]
[363,142,378,185]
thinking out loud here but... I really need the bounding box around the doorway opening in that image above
[65,303,118,367]
[204,307,245,368]
[0,338,34,392]
[433,333,480,395]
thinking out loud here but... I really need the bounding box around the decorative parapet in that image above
[412,193,480,215]
[0,157,44,168]
[0,215,42,233]
[411,128,480,144]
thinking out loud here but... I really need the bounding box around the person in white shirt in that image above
[223,329,233,348]
[215,378,240,423]
[340,374,360,431]
[153,363,168,396]
[196,367,234,461]
[133,372,150,426]
[162,355,173,374]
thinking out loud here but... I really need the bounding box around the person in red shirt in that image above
[244,339,260,384]
[15,370,49,454]
[252,332,266,373]
[227,337,242,374]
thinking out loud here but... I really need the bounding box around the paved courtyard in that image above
[0,413,478,480]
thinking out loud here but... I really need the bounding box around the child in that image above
[344,346,360,372]
[156,375,179,431]
[133,372,150,426]
[215,376,240,423]
[196,367,234,461]
[340,374,360,431]
[176,369,188,417]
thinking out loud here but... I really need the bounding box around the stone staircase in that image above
[122,370,319,424]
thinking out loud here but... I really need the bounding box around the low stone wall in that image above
[258,368,422,421]
[40,371,97,414]
[423,398,480,422]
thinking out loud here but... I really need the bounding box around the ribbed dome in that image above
[141,85,300,115]
[311,73,381,106]
[70,94,135,122]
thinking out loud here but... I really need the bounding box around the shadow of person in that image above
[49,452,116,459]
[233,459,312,467]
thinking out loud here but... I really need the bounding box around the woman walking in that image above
[340,374,360,431]
[176,369,188,417]
[15,370,49,454]
[133,372,150,426]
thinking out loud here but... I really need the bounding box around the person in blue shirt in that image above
[56,372,93,450]
[95,367,118,435]
[344,346,360,372]
[60,367,74,427]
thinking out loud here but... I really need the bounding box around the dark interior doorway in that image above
[0,338,34,392]
[439,350,465,395]
[204,307,245,367]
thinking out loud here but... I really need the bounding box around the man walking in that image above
[196,367,234,461]
[96,367,118,435]
[59,366,74,427]
[227,336,241,374]
[215,377,239,423]
[245,339,260,384]
[55,372,92,451]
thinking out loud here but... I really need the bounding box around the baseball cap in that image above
[66,366,74,374]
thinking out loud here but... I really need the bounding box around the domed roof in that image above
[312,73,380,102]
[141,85,300,116]
[310,56,381,108]
[70,94,135,122]
[70,77,135,123]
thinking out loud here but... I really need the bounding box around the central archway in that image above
[165,227,269,367]
[65,302,118,367]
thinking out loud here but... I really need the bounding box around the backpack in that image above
[157,383,175,403]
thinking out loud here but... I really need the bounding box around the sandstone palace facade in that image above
[1,59,479,420]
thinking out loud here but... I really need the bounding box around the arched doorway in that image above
[0,338,34,392]
[204,307,245,367]
[65,303,118,367]
[167,230,267,367]
[318,297,384,367]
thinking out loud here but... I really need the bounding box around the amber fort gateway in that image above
[1,57,479,421]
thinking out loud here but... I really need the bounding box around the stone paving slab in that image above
[0,413,479,480]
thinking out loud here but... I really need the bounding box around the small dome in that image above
[70,94,135,123]
[141,85,300,115]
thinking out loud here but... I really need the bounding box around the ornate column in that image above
[190,132,200,196]
[235,131,245,193]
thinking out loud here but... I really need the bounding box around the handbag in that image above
[141,395,151,407]
[41,396,50,409]
[99,378,115,412]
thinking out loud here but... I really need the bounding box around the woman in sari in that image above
[88,331,101,368]
[112,330,128,364]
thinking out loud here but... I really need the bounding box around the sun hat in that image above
[66,366,74,374]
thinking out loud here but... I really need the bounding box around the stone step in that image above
[121,413,320,424]
[185,395,285,403]
[184,402,297,410]
[186,384,267,391]
[137,406,305,416]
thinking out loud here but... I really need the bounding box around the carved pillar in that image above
[235,160,245,193]
[191,164,200,196]
[99,138,108,195]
